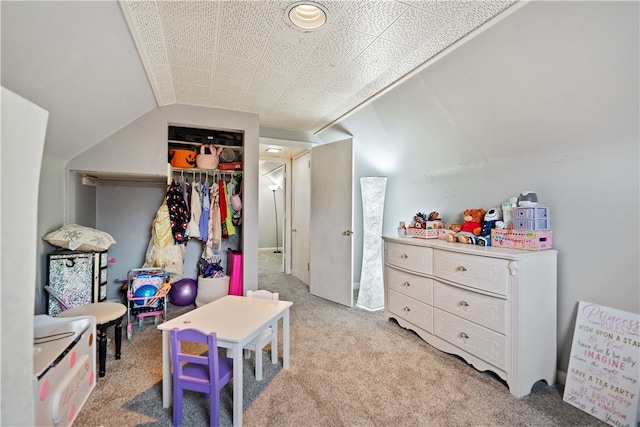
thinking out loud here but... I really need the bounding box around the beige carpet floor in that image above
[72,251,606,426]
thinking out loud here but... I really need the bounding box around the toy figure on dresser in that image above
[445,208,485,244]
[476,207,505,246]
[517,191,538,207]
[406,211,443,239]
[410,211,442,229]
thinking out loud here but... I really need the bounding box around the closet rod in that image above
[169,168,241,181]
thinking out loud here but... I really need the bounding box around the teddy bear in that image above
[445,208,485,244]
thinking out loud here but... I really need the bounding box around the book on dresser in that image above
[382,236,558,398]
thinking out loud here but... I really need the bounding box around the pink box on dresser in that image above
[490,229,553,250]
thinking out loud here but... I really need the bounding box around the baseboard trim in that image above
[259,247,280,252]
[356,304,384,312]
[556,369,566,386]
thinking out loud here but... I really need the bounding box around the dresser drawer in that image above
[433,281,506,334]
[434,308,506,370]
[433,250,509,296]
[387,289,433,333]
[386,242,432,275]
[387,266,433,305]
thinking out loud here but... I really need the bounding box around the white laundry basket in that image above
[195,275,229,307]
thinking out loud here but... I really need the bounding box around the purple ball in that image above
[169,278,197,306]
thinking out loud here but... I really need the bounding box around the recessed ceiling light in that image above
[266,147,282,153]
[287,2,328,30]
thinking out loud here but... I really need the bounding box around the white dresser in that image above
[383,236,557,397]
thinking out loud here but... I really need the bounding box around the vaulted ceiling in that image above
[120,0,515,134]
[3,1,635,168]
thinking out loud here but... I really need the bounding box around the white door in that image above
[309,138,353,307]
[292,152,310,285]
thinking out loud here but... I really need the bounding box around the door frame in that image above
[259,141,313,275]
[291,151,311,285]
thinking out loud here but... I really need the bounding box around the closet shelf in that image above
[168,140,243,153]
[167,165,242,184]
[170,167,242,174]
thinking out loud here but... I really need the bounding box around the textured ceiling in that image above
[120,0,516,134]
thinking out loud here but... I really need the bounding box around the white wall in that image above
[73,172,97,227]
[1,0,157,314]
[96,183,166,301]
[1,87,48,426]
[320,1,639,377]
[35,155,67,314]
[0,1,155,161]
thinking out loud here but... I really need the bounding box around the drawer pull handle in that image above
[455,266,467,272]
[402,306,411,312]
[458,332,469,339]
[402,281,411,287]
[400,254,408,259]
[459,301,469,307]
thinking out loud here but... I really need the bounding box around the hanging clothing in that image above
[151,199,172,248]
[211,185,222,248]
[218,179,228,238]
[224,179,236,236]
[203,184,222,260]
[179,175,190,215]
[226,178,237,213]
[142,198,185,280]
[186,180,202,239]
[166,180,190,245]
[199,181,210,242]
[227,177,242,226]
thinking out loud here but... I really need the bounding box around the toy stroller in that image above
[125,267,171,340]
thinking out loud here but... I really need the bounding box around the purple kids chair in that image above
[170,328,233,427]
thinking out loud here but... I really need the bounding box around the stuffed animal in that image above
[411,213,427,228]
[445,208,485,244]
[411,212,441,229]
[477,207,502,246]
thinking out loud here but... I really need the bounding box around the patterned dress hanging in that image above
[186,181,202,239]
[166,180,190,244]
[203,185,222,260]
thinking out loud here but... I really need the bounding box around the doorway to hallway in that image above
[259,158,285,273]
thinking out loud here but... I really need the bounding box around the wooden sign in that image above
[564,301,640,427]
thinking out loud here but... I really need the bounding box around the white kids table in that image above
[158,295,293,426]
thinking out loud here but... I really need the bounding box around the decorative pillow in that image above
[43,224,116,252]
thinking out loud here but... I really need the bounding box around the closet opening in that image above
[167,124,245,294]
